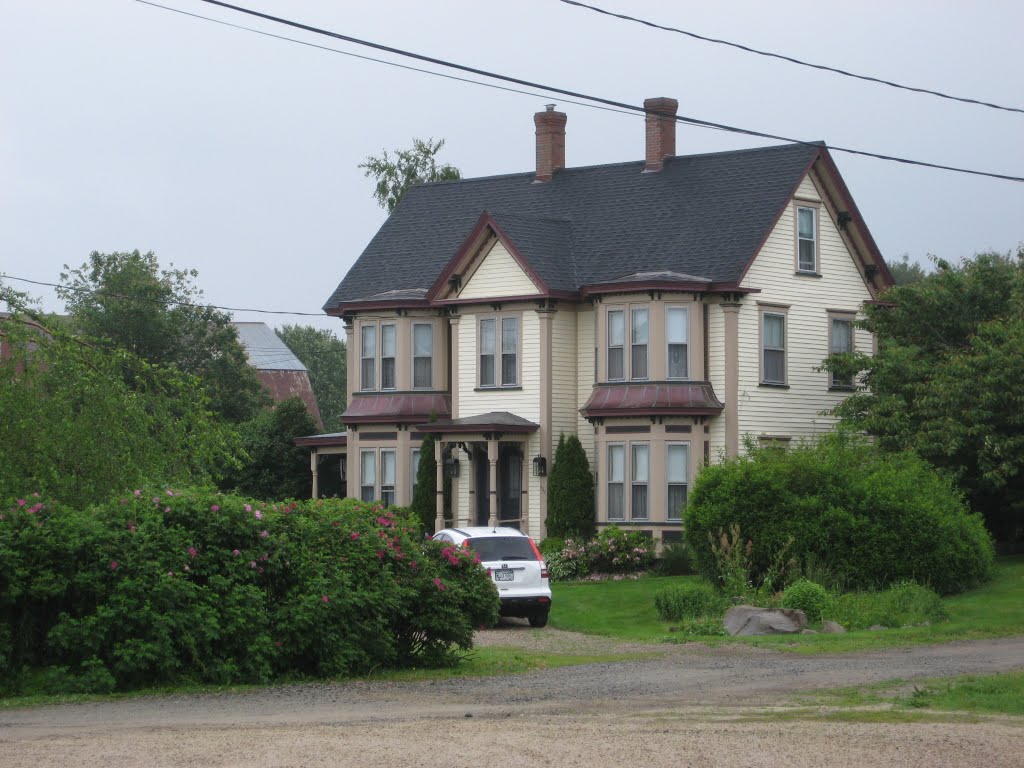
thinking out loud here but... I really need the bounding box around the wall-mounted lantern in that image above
[532,455,547,477]
[444,457,461,478]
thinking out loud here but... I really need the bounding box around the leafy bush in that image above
[826,581,947,631]
[781,579,832,623]
[655,542,695,576]
[538,537,564,558]
[545,538,591,581]
[654,582,725,621]
[586,526,655,575]
[663,617,728,640]
[685,434,994,594]
[546,434,596,540]
[0,489,498,694]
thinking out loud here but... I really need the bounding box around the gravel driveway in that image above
[3,627,1023,767]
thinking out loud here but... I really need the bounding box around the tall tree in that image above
[824,249,1024,543]
[0,293,240,504]
[359,138,461,214]
[57,250,266,422]
[546,434,595,540]
[275,324,347,431]
[887,253,931,286]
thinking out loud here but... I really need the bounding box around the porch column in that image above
[487,437,498,528]
[722,302,741,457]
[434,438,445,532]
[464,443,475,528]
[310,449,319,500]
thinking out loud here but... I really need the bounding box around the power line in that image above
[1,273,329,318]
[143,0,1024,183]
[557,0,1024,116]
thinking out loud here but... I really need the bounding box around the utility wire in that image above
[142,0,1024,183]
[557,0,1024,116]
[1,274,329,318]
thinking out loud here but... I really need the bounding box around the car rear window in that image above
[464,537,536,562]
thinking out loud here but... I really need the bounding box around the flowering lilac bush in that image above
[0,490,498,694]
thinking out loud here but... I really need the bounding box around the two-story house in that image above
[320,97,893,545]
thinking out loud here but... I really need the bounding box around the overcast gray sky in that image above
[3,0,1022,332]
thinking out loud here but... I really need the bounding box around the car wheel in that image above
[528,609,549,628]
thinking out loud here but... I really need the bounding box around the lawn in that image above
[548,556,1024,653]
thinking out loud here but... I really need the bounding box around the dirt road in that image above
[3,630,1023,767]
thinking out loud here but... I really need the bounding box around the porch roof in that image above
[417,411,539,435]
[342,392,451,424]
[293,431,347,448]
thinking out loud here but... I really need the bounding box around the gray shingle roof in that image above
[324,142,819,311]
[233,322,307,371]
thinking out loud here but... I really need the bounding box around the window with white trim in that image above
[607,444,625,521]
[410,448,421,501]
[501,317,518,386]
[480,318,496,387]
[607,309,625,381]
[667,444,688,521]
[830,316,854,388]
[666,306,689,379]
[380,449,396,507]
[797,206,817,273]
[630,443,649,520]
[631,308,648,381]
[762,312,786,384]
[412,323,432,389]
[360,449,376,502]
[479,315,519,388]
[380,324,396,390]
[360,325,376,391]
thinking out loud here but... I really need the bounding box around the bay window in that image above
[666,306,689,379]
[667,444,688,521]
[412,323,432,389]
[380,324,396,390]
[631,308,648,380]
[360,325,376,391]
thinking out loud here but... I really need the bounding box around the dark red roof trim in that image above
[581,282,758,298]
[293,433,348,447]
[580,382,724,419]
[416,420,539,434]
[342,393,451,424]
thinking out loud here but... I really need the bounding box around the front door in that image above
[474,443,523,528]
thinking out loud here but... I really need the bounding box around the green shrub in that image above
[587,526,655,575]
[538,537,564,558]
[545,538,591,581]
[546,434,595,540]
[684,434,994,594]
[781,579,832,623]
[826,581,948,630]
[663,617,729,640]
[0,489,499,694]
[655,542,695,576]
[654,582,725,621]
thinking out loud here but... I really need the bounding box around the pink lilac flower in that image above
[167,571,174,577]
[410,560,417,570]
[376,550,385,560]
[110,560,119,570]
[128,524,136,533]
[260,530,269,539]
[232,549,241,556]
[164,506,171,513]
[152,497,160,504]
[254,510,263,520]
[321,595,330,603]
[350,532,360,540]
[244,504,252,513]
[188,547,197,558]
[250,560,258,569]
[134,490,142,497]
[16,499,26,507]
[211,504,220,512]
[32,492,39,498]
[433,577,446,592]
[166,490,174,496]
[273,640,282,648]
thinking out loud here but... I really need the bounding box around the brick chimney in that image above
[644,97,678,172]
[534,104,567,183]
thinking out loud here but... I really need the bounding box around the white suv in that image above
[432,527,552,628]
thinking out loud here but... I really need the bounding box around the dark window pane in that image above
[501,352,517,385]
[764,349,785,383]
[631,484,648,520]
[381,358,395,390]
[413,357,431,388]
[668,343,688,378]
[667,484,687,520]
[607,484,624,521]
[631,344,648,380]
[361,358,375,390]
[608,347,624,380]
[480,355,495,387]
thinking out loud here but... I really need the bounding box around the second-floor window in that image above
[479,316,518,388]
[830,316,854,388]
[608,310,625,381]
[666,306,689,379]
[762,311,786,385]
[412,323,432,389]
[631,308,648,380]
[797,206,817,273]
[360,325,376,391]
[381,324,396,390]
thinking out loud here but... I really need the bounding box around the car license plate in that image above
[494,570,514,582]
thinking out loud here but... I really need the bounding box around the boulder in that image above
[868,624,889,631]
[724,605,807,636]
[822,621,847,634]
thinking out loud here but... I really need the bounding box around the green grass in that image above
[0,647,636,710]
[548,556,1024,654]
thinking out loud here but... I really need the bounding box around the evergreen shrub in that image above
[546,434,595,540]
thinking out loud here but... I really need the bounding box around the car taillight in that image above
[541,567,549,580]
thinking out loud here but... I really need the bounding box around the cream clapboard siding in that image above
[458,241,540,300]
[737,172,873,443]
[551,307,578,456]
[705,301,727,459]
[457,307,541,422]
[575,305,596,462]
